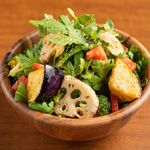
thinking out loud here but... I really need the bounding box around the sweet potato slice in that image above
[27,69,44,102]
[108,59,141,103]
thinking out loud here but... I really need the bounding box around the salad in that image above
[8,8,149,119]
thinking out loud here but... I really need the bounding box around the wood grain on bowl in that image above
[0,30,150,141]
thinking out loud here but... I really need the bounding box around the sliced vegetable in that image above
[27,69,44,102]
[27,65,64,102]
[54,75,99,118]
[11,76,28,93]
[122,57,136,71]
[38,65,64,100]
[40,34,64,64]
[99,32,124,56]
[86,46,107,60]
[108,59,141,102]
[110,94,119,112]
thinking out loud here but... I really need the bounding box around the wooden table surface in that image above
[0,0,150,149]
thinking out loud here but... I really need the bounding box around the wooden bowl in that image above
[0,30,150,141]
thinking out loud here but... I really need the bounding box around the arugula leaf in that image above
[91,75,102,91]
[31,13,88,47]
[15,83,27,102]
[30,17,68,37]
[83,24,99,44]
[64,61,75,76]
[49,29,87,46]
[74,52,84,76]
[49,34,72,46]
[29,101,54,114]
[81,70,94,80]
[56,45,88,67]
[59,15,71,26]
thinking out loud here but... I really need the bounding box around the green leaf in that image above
[103,19,114,31]
[50,34,72,46]
[30,17,68,37]
[56,45,88,67]
[53,87,66,103]
[82,23,99,45]
[59,15,71,26]
[78,14,95,25]
[91,75,102,91]
[74,52,83,76]
[29,101,54,114]
[79,58,86,73]
[8,42,42,78]
[30,19,48,37]
[81,72,102,91]
[127,45,138,60]
[69,28,87,45]
[49,31,87,46]
[81,79,92,87]
[99,95,110,116]
[15,83,27,102]
[81,70,94,80]
[31,13,88,47]
[46,19,68,34]
[127,44,149,88]
[64,61,75,76]
[91,60,114,81]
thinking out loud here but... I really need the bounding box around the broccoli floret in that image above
[99,95,110,116]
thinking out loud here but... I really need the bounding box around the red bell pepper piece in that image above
[32,63,44,70]
[86,46,108,60]
[11,76,28,93]
[110,93,119,113]
[122,57,136,72]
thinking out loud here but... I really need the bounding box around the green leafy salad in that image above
[8,8,149,119]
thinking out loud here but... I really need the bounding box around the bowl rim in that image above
[0,29,150,128]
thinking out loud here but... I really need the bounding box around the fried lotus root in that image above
[54,75,99,119]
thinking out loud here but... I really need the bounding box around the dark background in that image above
[0,0,150,149]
